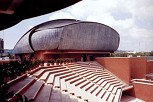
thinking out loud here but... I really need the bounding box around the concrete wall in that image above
[130,58,147,79]
[147,61,153,73]
[96,57,131,84]
[125,80,153,102]
[96,57,149,84]
[133,82,153,102]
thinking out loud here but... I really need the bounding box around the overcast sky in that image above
[0,0,153,52]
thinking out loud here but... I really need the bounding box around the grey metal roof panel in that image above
[35,19,79,31]
[58,22,119,51]
[13,32,34,54]
[13,19,120,54]
[31,28,63,51]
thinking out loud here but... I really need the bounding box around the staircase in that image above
[7,61,132,102]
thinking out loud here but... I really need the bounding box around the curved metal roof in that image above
[13,19,120,54]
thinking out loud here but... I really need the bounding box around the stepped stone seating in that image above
[7,61,132,102]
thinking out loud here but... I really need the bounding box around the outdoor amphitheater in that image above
[0,19,150,102]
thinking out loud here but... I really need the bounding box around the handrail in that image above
[131,79,153,83]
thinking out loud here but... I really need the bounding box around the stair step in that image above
[60,72,76,79]
[102,91,110,101]
[61,79,68,92]
[33,69,45,77]
[107,93,115,102]
[69,94,78,102]
[34,84,52,102]
[46,74,54,84]
[86,74,95,79]
[108,83,122,92]
[97,89,106,98]
[112,85,123,94]
[50,87,62,102]
[55,70,72,77]
[100,80,108,87]
[70,77,83,84]
[23,81,44,100]
[93,77,102,83]
[75,78,87,86]
[113,88,122,102]
[92,86,102,96]
[65,74,79,82]
[9,77,35,94]
[61,91,73,102]
[39,72,50,81]
[66,82,75,95]
[54,77,60,88]
[80,81,90,89]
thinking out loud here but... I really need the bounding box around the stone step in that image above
[92,86,102,96]
[34,84,52,102]
[39,71,50,81]
[113,88,122,102]
[50,87,62,102]
[76,70,90,76]
[54,77,60,88]
[8,77,36,101]
[79,81,90,89]
[102,91,110,101]
[61,79,68,92]
[112,86,123,94]
[93,77,102,83]
[61,91,73,102]
[107,93,115,102]
[7,74,27,86]
[9,76,35,94]
[66,82,75,95]
[89,76,99,82]
[65,74,79,82]
[108,83,123,92]
[97,89,106,98]
[55,70,72,77]
[89,84,99,94]
[46,74,54,84]
[69,76,83,84]
[33,69,45,78]
[38,68,68,81]
[75,78,87,86]
[104,81,119,90]
[23,81,44,100]
[85,73,96,79]
[59,72,76,79]
[81,81,93,90]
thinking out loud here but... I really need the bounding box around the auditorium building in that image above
[13,19,119,61]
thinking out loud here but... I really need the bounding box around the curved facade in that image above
[13,19,120,54]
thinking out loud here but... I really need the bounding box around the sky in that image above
[0,0,153,52]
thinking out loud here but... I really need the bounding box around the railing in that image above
[131,79,153,85]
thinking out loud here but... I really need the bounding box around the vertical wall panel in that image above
[58,22,119,51]
[31,28,63,51]
[13,32,34,54]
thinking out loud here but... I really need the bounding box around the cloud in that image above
[29,26,34,29]
[48,0,153,51]
[49,12,75,20]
